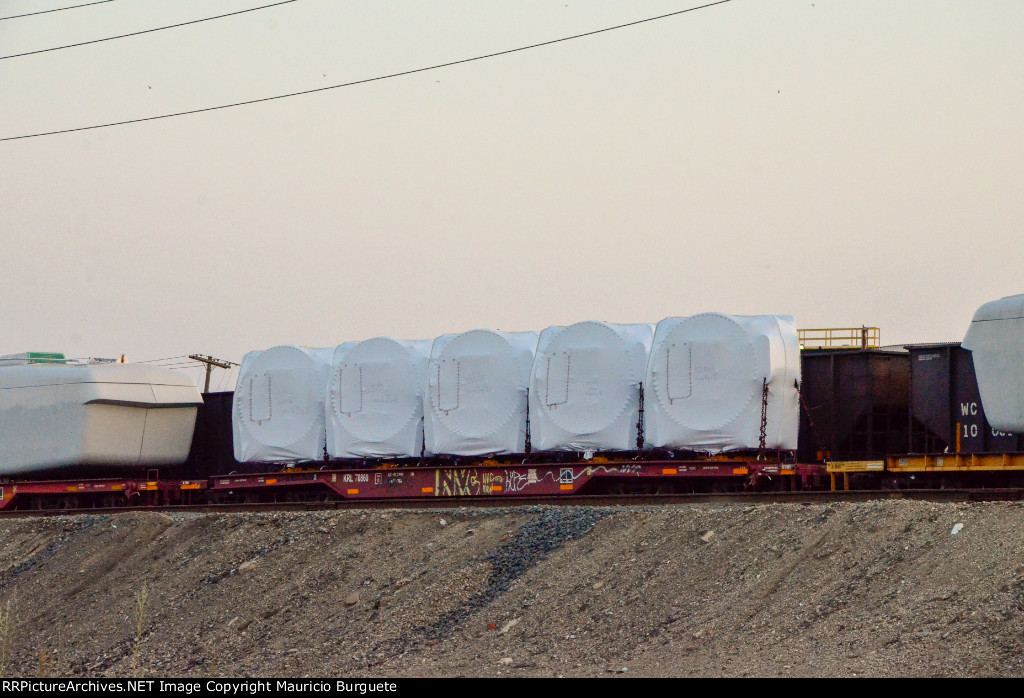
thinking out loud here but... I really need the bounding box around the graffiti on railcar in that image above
[505,468,545,493]
[501,463,646,493]
[374,471,407,487]
[435,469,504,496]
[577,463,643,478]
[592,463,643,476]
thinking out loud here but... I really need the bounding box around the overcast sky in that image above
[2,0,1022,389]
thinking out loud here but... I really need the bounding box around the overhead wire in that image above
[0,0,299,60]
[0,0,117,22]
[215,366,238,392]
[1,0,736,142]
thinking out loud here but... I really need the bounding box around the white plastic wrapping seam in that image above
[425,329,538,456]
[962,293,1024,432]
[644,313,800,453]
[232,345,333,463]
[326,337,432,459]
[530,321,654,452]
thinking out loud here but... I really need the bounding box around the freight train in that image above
[0,295,1022,510]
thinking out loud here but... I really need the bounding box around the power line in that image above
[0,0,736,142]
[215,365,238,392]
[0,0,298,60]
[0,0,117,21]
[134,355,189,363]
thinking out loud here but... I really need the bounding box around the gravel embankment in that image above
[0,500,1022,677]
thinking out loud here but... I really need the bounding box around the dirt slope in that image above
[0,500,1022,677]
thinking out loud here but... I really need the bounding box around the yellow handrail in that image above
[798,327,880,350]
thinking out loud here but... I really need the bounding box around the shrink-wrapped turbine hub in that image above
[326,338,431,459]
[530,321,653,452]
[645,314,800,453]
[0,363,202,475]
[962,293,1024,433]
[233,346,333,462]
[425,330,538,456]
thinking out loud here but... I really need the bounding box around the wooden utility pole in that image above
[188,354,235,393]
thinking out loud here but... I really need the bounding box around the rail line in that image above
[2,488,1021,519]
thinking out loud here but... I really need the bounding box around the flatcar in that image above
[1,296,1022,510]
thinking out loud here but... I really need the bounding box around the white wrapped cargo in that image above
[530,321,653,452]
[962,293,1024,432]
[326,337,432,459]
[232,345,333,463]
[645,314,800,453]
[0,363,202,475]
[425,329,538,456]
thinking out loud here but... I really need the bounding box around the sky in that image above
[2,0,1022,390]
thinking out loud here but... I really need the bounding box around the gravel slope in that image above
[0,500,1022,677]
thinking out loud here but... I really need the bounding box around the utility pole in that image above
[188,354,235,393]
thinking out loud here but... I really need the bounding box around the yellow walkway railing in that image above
[798,327,880,350]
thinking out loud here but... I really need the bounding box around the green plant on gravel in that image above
[130,583,149,678]
[207,642,218,678]
[0,598,14,678]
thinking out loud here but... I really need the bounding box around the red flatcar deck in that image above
[0,458,825,511]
